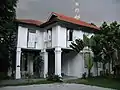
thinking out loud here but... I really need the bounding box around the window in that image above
[67,29,73,41]
[27,29,36,48]
[44,28,52,42]
[47,29,52,41]
[43,31,47,41]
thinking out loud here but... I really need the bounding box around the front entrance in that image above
[48,50,55,75]
[20,49,43,79]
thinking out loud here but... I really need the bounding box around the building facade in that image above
[15,12,102,79]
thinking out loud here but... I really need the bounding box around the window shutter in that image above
[27,29,36,48]
[67,29,70,40]
[48,30,52,41]
[44,32,47,41]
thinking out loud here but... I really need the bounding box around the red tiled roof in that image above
[17,19,42,26]
[52,12,100,30]
[16,13,99,30]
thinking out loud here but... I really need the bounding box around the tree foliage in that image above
[70,21,120,76]
[0,0,18,73]
[99,21,120,75]
[70,39,84,53]
[34,54,44,77]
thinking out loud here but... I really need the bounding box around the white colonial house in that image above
[15,12,103,79]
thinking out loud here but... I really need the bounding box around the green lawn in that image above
[0,80,54,87]
[65,77,120,90]
[1,77,120,89]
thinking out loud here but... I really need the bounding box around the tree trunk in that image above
[108,61,111,74]
[103,63,106,76]
[96,62,98,76]
[88,69,91,77]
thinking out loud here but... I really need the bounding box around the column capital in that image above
[54,47,62,53]
[41,49,47,53]
[16,48,21,52]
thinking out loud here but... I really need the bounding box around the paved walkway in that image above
[0,83,113,90]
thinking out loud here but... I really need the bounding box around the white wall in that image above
[62,51,84,78]
[17,24,94,50]
[52,25,67,48]
[17,26,28,48]
[17,25,43,50]
[51,26,56,47]
[62,53,69,75]
[84,32,94,38]
[52,26,86,48]
[59,27,67,48]
[66,30,84,48]
[42,25,94,49]
[73,30,84,40]
[36,30,43,49]
[62,51,104,77]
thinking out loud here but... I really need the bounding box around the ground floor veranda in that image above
[13,47,110,79]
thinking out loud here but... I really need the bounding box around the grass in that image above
[0,80,54,87]
[0,75,63,87]
[65,77,120,90]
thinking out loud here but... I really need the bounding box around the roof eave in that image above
[57,18,100,32]
[16,21,41,27]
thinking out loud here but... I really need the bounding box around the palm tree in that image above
[83,34,95,77]
[84,52,93,77]
[70,39,84,53]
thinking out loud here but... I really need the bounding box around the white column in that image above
[15,48,21,79]
[42,49,48,78]
[55,47,62,77]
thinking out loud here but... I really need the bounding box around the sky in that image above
[16,0,120,26]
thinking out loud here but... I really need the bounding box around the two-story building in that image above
[15,12,102,79]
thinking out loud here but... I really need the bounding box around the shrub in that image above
[100,71,104,76]
[25,73,33,79]
[82,72,86,79]
[46,74,53,81]
[90,72,93,77]
[0,72,9,80]
[47,74,63,82]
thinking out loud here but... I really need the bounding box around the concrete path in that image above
[0,83,114,90]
